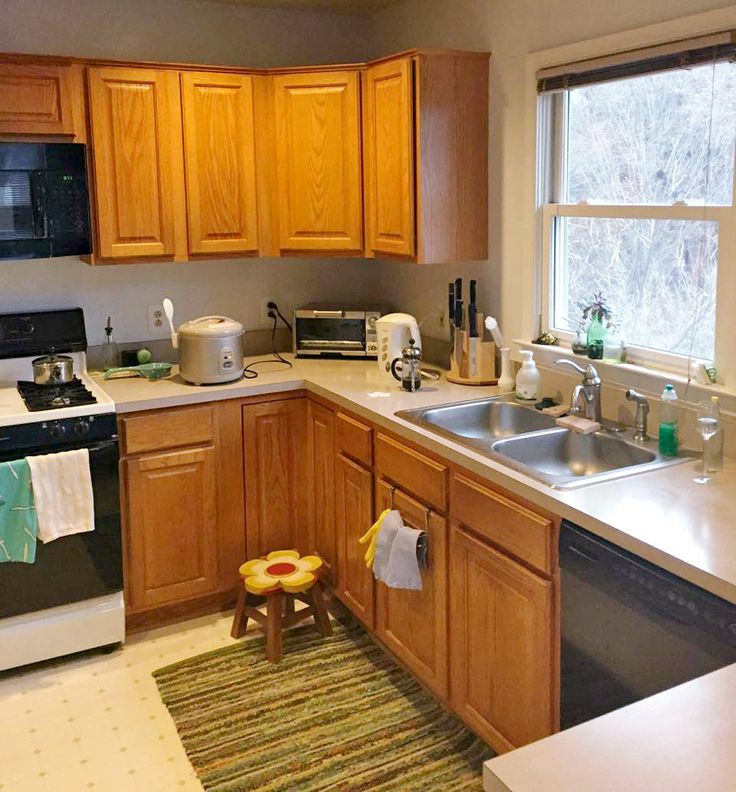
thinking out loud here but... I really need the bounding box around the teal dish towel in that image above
[0,459,38,563]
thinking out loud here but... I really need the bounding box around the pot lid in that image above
[178,315,244,338]
[32,352,73,365]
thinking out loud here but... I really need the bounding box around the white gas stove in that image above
[0,309,124,672]
[0,349,115,429]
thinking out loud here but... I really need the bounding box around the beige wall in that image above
[368,0,736,345]
[0,0,381,346]
[3,0,736,349]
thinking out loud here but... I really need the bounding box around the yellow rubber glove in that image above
[359,509,390,570]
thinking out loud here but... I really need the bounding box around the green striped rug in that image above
[153,618,492,791]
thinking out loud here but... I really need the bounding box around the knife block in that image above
[446,319,497,386]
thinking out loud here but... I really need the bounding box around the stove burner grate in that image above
[17,377,97,412]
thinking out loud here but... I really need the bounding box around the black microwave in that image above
[0,142,91,260]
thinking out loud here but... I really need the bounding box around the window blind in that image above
[537,30,736,93]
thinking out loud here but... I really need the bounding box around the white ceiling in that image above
[199,0,392,13]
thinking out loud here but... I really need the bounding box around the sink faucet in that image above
[554,359,602,422]
[625,389,650,441]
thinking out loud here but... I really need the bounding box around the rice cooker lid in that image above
[179,315,244,338]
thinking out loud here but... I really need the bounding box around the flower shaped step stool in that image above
[230,550,332,663]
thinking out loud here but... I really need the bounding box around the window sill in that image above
[514,339,736,413]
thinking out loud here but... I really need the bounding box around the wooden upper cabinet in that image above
[363,57,415,258]
[87,66,186,260]
[0,62,76,135]
[364,52,489,264]
[181,72,259,256]
[449,525,556,751]
[272,70,363,252]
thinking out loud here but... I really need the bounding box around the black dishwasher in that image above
[560,521,736,729]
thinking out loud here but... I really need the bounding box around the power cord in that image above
[242,302,293,379]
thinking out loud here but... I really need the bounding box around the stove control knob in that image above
[49,421,67,439]
[74,419,91,436]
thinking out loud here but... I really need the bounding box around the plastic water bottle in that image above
[658,384,679,457]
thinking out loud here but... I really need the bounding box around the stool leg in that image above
[310,582,332,637]
[283,595,295,617]
[230,584,248,639]
[267,591,283,664]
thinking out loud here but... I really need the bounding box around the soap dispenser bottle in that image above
[516,350,541,401]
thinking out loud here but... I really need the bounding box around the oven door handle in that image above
[87,437,119,454]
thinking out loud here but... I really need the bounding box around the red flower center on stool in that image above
[266,562,298,577]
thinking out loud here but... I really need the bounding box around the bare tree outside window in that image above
[550,61,736,361]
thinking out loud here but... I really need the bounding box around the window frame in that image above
[535,56,736,380]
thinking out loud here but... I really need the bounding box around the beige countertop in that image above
[99,356,736,791]
[483,662,736,792]
[96,355,736,604]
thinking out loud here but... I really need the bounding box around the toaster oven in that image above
[293,304,388,358]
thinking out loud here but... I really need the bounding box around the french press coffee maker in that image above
[390,338,429,392]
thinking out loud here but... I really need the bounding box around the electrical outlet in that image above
[260,298,278,326]
[147,304,168,337]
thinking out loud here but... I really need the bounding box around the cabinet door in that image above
[375,479,448,700]
[450,524,556,751]
[87,66,186,259]
[181,72,259,255]
[363,57,415,258]
[273,70,362,252]
[306,401,336,584]
[0,62,75,135]
[125,446,218,609]
[335,453,374,627]
[243,399,307,558]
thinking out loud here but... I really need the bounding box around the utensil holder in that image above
[446,313,497,385]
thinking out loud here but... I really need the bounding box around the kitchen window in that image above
[537,33,736,374]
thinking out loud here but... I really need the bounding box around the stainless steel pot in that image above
[32,350,74,385]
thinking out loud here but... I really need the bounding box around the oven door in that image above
[294,310,367,357]
[0,438,122,619]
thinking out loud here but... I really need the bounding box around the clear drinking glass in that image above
[694,398,721,484]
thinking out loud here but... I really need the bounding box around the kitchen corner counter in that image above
[483,662,736,792]
[96,355,736,605]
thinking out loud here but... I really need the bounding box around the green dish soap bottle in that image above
[658,384,679,457]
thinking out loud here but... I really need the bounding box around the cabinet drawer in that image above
[451,473,553,575]
[336,412,372,467]
[375,433,447,511]
[121,405,214,455]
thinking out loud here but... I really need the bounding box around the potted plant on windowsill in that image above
[581,292,612,360]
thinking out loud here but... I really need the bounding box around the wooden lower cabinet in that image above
[306,401,337,584]
[125,445,218,609]
[243,397,307,557]
[449,523,556,751]
[375,478,448,700]
[335,452,374,627]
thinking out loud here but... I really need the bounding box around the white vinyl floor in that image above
[0,611,242,792]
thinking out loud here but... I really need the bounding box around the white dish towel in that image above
[27,449,95,543]
[373,509,423,591]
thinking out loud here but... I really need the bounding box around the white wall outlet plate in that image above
[147,304,169,338]
[260,298,276,327]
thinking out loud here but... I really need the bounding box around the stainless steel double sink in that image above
[396,395,691,489]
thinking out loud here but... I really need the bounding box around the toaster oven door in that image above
[294,310,367,357]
